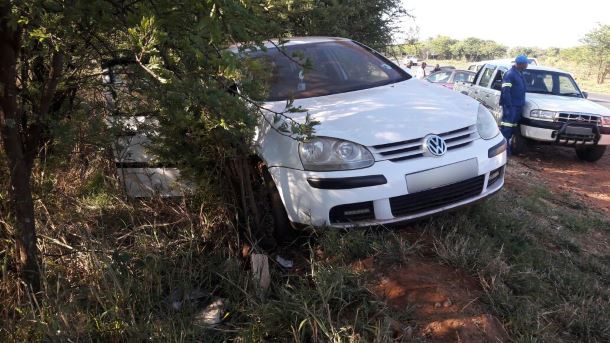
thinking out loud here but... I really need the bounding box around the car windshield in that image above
[522,69,582,97]
[454,71,475,83]
[427,71,451,83]
[248,41,410,101]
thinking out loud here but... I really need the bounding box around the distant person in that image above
[405,60,414,73]
[432,64,441,73]
[499,54,528,155]
[416,62,428,79]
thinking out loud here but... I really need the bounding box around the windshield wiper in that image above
[527,90,552,94]
[561,92,582,97]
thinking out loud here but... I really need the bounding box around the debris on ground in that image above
[251,253,271,298]
[194,298,228,326]
[275,255,294,269]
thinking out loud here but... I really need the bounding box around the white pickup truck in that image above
[454,62,610,161]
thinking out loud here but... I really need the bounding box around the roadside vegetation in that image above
[2,1,609,342]
[2,152,609,342]
[390,24,610,94]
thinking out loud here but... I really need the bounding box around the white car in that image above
[457,62,610,161]
[238,37,507,237]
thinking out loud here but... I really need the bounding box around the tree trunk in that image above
[0,4,41,292]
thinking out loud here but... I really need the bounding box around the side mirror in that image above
[582,91,588,99]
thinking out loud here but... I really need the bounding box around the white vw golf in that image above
[243,37,507,236]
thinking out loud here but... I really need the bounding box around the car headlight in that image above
[299,137,374,171]
[602,116,610,127]
[530,109,556,120]
[477,105,500,140]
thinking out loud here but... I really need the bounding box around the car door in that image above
[486,67,507,122]
[470,64,495,103]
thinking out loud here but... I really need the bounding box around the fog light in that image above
[344,208,371,216]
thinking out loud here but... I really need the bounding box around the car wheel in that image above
[510,128,529,155]
[575,145,607,162]
[262,168,298,244]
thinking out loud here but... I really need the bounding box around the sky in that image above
[398,0,610,48]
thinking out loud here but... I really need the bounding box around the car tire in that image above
[262,168,298,244]
[575,145,607,162]
[510,128,529,155]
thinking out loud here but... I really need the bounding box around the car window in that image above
[249,41,409,101]
[427,71,451,83]
[490,69,505,91]
[558,74,580,95]
[522,70,582,97]
[453,71,475,83]
[477,66,495,88]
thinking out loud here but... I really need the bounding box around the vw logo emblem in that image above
[424,135,447,157]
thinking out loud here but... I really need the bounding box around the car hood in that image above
[262,79,480,146]
[526,93,610,116]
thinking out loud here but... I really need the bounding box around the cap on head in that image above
[515,55,529,64]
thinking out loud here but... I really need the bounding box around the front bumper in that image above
[268,135,507,227]
[521,118,610,145]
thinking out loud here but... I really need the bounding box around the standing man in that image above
[416,62,428,79]
[499,55,528,154]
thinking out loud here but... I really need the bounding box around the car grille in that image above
[389,175,485,217]
[556,112,601,125]
[370,125,478,162]
[329,201,375,224]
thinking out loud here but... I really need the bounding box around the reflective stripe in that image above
[501,82,512,87]
[500,121,518,127]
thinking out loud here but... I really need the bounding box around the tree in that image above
[424,35,457,59]
[1,1,83,291]
[582,24,610,84]
[280,0,406,50]
[1,0,407,290]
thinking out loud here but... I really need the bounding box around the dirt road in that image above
[515,144,610,215]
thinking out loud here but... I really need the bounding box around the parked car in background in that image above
[455,62,610,161]
[403,55,419,65]
[236,37,507,238]
[426,69,475,90]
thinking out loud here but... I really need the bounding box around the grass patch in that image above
[423,189,610,342]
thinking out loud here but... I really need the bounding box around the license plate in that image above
[565,126,593,136]
[406,159,478,193]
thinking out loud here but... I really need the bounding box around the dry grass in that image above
[0,154,414,342]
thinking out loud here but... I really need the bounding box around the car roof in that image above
[228,36,350,52]
[483,62,570,74]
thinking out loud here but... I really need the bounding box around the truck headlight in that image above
[477,105,500,140]
[602,116,610,127]
[299,137,374,171]
[530,109,556,120]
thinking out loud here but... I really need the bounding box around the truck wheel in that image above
[575,145,607,162]
[510,129,528,155]
[262,168,298,244]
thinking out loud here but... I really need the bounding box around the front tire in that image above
[262,168,297,244]
[575,145,607,162]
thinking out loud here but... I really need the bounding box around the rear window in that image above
[248,41,410,101]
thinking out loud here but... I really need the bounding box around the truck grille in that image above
[556,112,601,125]
[389,175,485,217]
[370,126,478,162]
